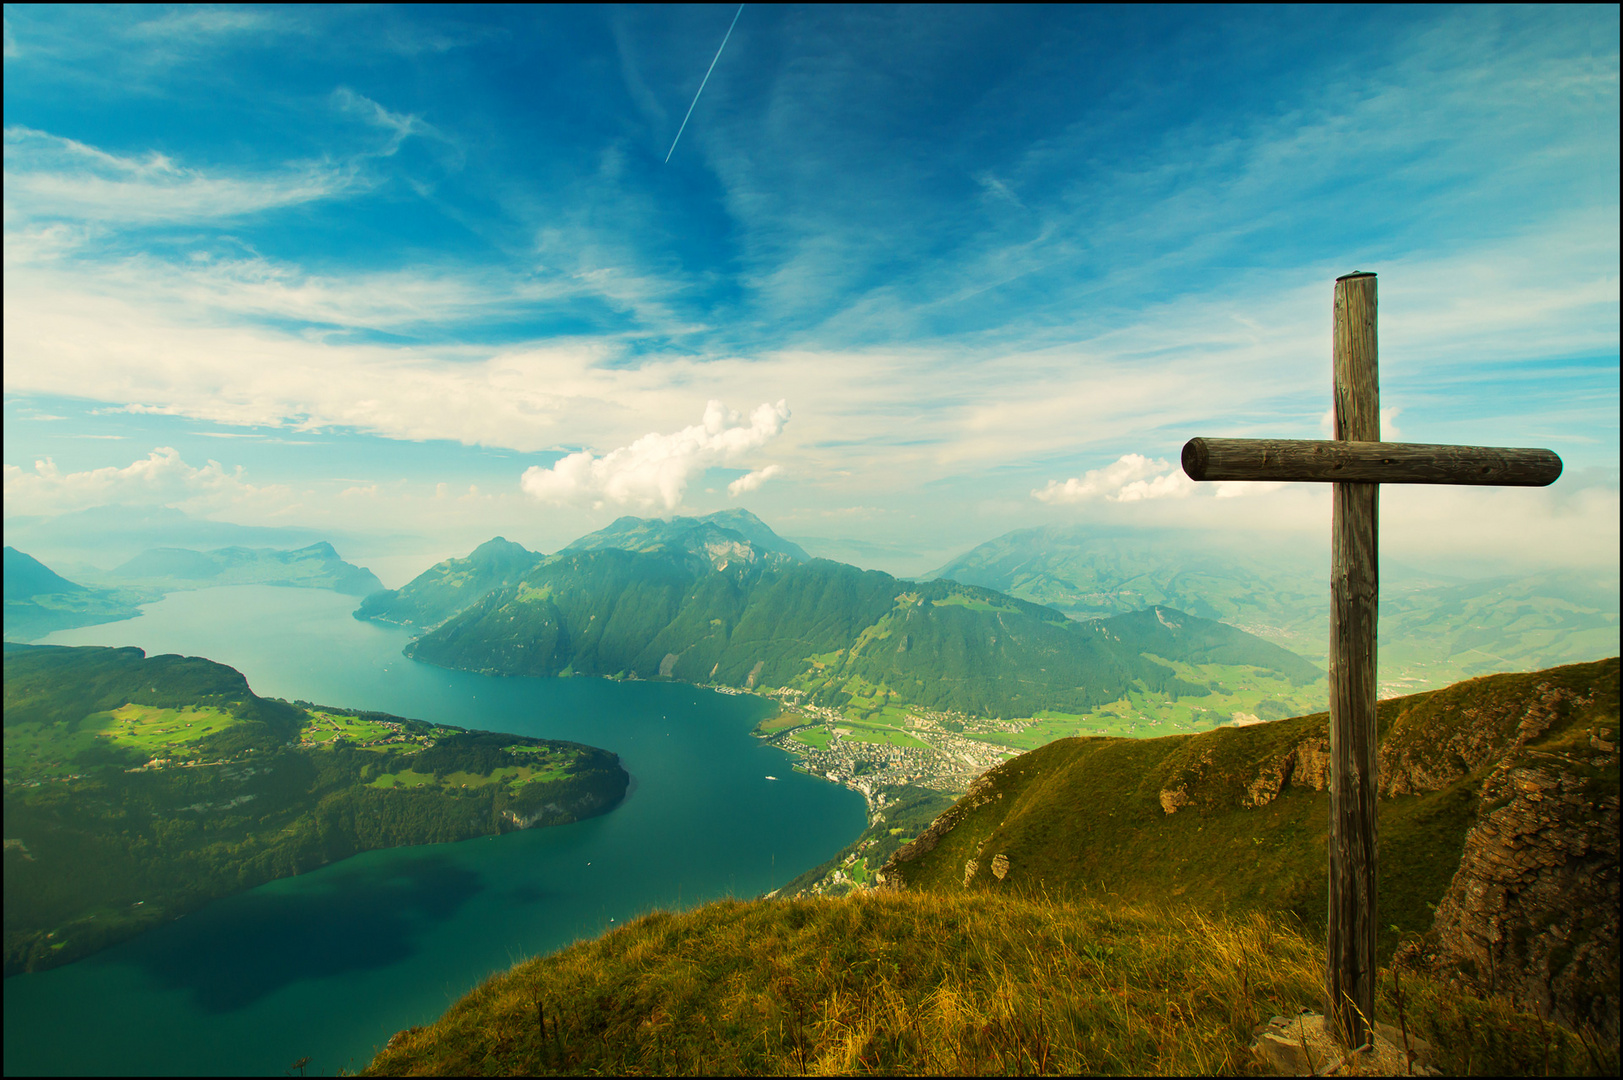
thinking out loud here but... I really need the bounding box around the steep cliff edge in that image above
[1397,679,1618,1039]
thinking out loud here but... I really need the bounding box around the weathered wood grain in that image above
[1328,271,1379,1050]
[1180,438,1562,486]
[1179,271,1565,1050]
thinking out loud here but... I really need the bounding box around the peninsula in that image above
[2,643,629,975]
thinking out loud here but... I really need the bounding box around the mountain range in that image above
[102,541,383,596]
[3,542,383,642]
[930,523,1620,690]
[361,511,1319,723]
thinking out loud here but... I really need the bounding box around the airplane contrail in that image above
[664,3,744,164]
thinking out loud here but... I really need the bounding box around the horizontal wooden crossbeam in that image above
[1181,438,1562,486]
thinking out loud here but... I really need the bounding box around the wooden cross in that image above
[1181,272,1562,1050]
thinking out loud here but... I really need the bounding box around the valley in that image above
[339,508,1619,898]
[12,508,1615,906]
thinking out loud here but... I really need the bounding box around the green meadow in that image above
[370,754,581,791]
[834,719,931,749]
[791,726,832,750]
[762,658,1328,767]
[300,710,406,745]
[4,702,243,780]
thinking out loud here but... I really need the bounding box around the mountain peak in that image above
[563,511,809,563]
[471,536,536,558]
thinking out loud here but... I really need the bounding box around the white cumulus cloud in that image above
[1036,454,1313,505]
[521,400,789,512]
[1114,469,1196,502]
[1032,454,1176,504]
[2,446,289,516]
[728,464,783,497]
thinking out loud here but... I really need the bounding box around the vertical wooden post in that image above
[1328,271,1380,1048]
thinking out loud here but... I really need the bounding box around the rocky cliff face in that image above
[1399,704,1618,1040]
[1178,664,1621,1041]
[1215,667,1621,1040]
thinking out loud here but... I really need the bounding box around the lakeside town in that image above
[715,684,1023,808]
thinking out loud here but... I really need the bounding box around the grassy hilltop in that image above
[363,888,1616,1077]
[364,657,1618,1076]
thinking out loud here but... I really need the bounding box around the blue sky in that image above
[3,4,1618,581]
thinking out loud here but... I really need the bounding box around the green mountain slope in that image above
[2,547,144,642]
[2,643,628,975]
[407,544,1319,722]
[362,660,1618,1077]
[356,536,543,630]
[3,546,85,601]
[880,656,1619,1036]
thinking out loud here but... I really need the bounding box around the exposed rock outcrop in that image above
[1400,729,1619,1040]
[1159,785,1191,814]
[881,771,1004,890]
[1242,737,1332,807]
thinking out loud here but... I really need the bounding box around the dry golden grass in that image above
[360,888,1607,1076]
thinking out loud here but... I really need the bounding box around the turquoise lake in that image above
[4,586,867,1076]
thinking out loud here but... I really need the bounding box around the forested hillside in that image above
[356,536,543,630]
[2,643,628,975]
[406,545,1319,720]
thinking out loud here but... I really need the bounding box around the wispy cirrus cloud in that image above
[1,5,1613,575]
[2,126,357,225]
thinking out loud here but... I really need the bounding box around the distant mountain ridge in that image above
[930,523,1620,690]
[3,546,85,602]
[562,509,812,566]
[3,503,336,564]
[4,543,385,642]
[929,524,1323,626]
[396,515,1320,720]
[106,541,383,596]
